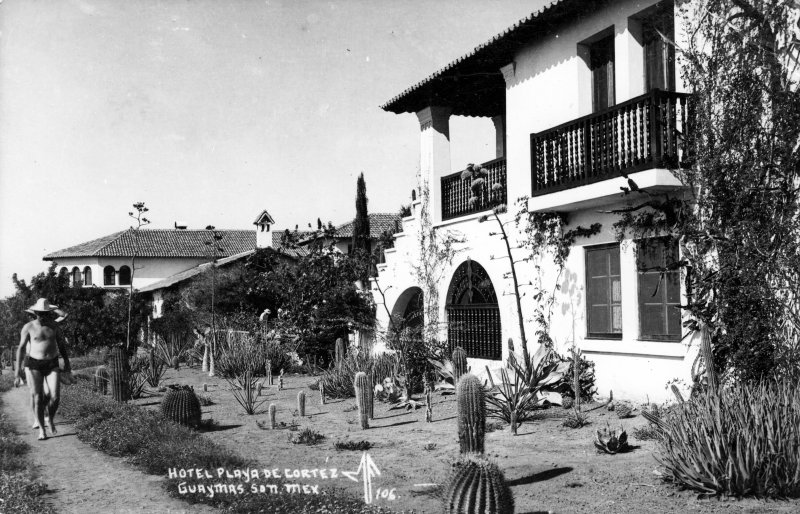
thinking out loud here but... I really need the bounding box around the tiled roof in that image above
[381,0,582,115]
[271,232,310,258]
[44,229,256,259]
[330,213,401,239]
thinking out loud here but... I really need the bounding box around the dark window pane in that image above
[586,244,621,337]
[638,237,681,339]
[589,306,610,334]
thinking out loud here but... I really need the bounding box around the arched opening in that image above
[71,267,82,286]
[118,265,132,286]
[83,266,93,286]
[391,287,424,330]
[445,259,501,360]
[103,266,116,286]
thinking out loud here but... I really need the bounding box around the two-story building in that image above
[373,0,697,402]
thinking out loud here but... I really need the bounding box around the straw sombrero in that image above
[25,298,68,322]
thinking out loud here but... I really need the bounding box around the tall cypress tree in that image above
[352,173,370,255]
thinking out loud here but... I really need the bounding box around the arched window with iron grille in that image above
[83,267,92,286]
[445,259,501,360]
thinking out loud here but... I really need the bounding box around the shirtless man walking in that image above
[15,298,72,440]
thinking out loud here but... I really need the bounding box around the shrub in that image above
[215,331,266,379]
[631,424,661,441]
[648,379,800,498]
[562,408,590,429]
[334,440,372,451]
[289,427,325,445]
[69,346,109,371]
[318,350,399,399]
[152,331,193,369]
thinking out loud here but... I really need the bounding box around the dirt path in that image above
[2,385,217,514]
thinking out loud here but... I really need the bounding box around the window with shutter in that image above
[642,5,675,91]
[638,238,681,340]
[590,35,615,112]
[585,244,622,338]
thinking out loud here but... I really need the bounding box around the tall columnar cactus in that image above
[367,372,374,419]
[425,385,433,423]
[266,360,273,385]
[452,346,468,382]
[161,385,202,428]
[354,371,370,429]
[443,455,514,514]
[701,324,717,391]
[320,383,326,405]
[335,338,346,367]
[269,403,277,429]
[457,373,485,454]
[94,365,109,395]
[171,355,179,370]
[297,390,306,417]
[256,383,263,397]
[110,346,130,402]
[572,346,582,409]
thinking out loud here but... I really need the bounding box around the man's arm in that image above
[56,331,71,373]
[16,324,29,378]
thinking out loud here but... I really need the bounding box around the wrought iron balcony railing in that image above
[530,89,692,196]
[441,157,507,221]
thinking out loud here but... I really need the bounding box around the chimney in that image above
[253,210,276,249]
[174,221,188,230]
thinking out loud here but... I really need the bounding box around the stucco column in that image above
[491,115,506,159]
[416,106,452,225]
[618,18,645,102]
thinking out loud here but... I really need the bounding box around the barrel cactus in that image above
[443,455,514,514]
[452,346,468,382]
[161,385,202,428]
[269,403,277,429]
[94,365,109,395]
[562,396,574,409]
[457,373,485,454]
[297,391,306,417]
[110,346,130,402]
[354,371,370,429]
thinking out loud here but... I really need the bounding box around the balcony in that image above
[530,90,692,197]
[441,157,507,221]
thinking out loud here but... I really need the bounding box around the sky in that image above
[0,0,544,298]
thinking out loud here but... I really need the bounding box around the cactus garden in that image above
[0,336,778,514]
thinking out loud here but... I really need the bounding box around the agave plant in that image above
[594,424,630,454]
[484,344,569,434]
[427,357,457,394]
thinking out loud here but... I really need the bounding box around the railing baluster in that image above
[530,91,691,196]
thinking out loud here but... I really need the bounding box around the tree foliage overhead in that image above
[614,0,800,380]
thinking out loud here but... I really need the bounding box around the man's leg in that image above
[44,370,60,434]
[27,368,51,429]
[29,369,47,440]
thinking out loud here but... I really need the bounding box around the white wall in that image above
[51,257,207,290]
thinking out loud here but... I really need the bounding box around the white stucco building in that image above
[373,0,698,402]
[43,228,256,291]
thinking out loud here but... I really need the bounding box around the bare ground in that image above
[5,363,799,514]
[135,367,800,514]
